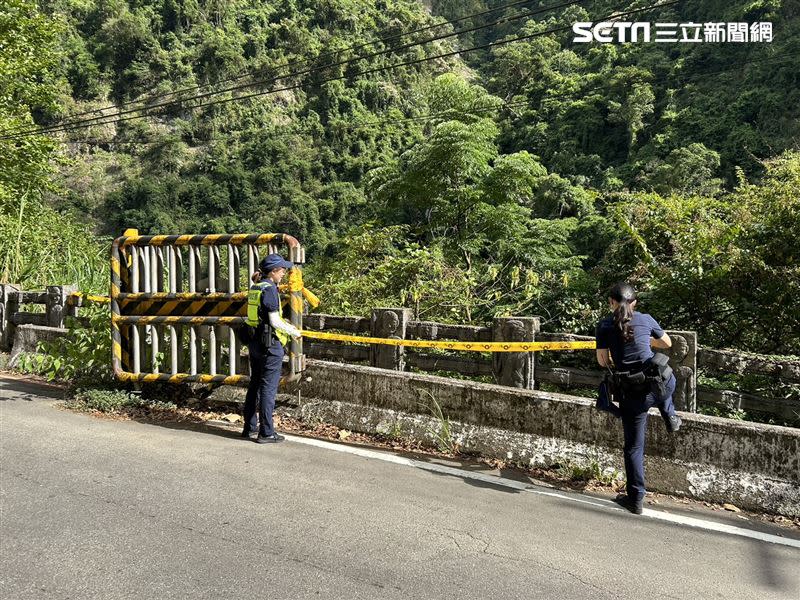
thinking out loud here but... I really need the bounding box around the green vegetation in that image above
[420,389,458,454]
[0,0,108,291]
[63,387,140,412]
[0,0,63,207]
[0,197,109,290]
[557,459,621,486]
[434,0,799,186]
[64,387,176,413]
[16,303,112,382]
[1,0,798,357]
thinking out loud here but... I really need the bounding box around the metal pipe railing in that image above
[110,231,304,387]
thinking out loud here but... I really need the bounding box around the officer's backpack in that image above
[235,322,254,345]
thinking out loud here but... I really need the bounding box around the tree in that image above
[0,0,64,206]
[608,83,654,153]
[603,152,800,353]
[0,1,106,288]
[642,143,722,197]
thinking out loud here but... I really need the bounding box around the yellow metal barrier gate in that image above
[110,232,305,385]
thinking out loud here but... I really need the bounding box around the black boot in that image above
[665,414,682,433]
[615,494,643,515]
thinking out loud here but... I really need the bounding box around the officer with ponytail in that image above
[242,254,302,443]
[595,282,681,514]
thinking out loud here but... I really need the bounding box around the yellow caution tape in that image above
[286,268,305,292]
[301,330,596,352]
[68,289,592,352]
[301,287,321,308]
[279,268,321,309]
[70,292,111,304]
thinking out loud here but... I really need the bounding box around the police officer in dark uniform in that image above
[242,254,302,444]
[595,282,682,514]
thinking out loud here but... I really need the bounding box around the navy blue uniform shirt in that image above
[254,280,283,354]
[596,311,665,369]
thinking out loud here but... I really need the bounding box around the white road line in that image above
[284,433,800,550]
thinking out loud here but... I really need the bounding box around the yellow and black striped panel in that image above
[120,247,130,293]
[110,232,305,385]
[122,298,246,317]
[117,372,249,385]
[120,233,282,248]
[120,323,131,371]
[111,320,123,370]
[118,292,248,302]
[115,371,299,387]
[112,315,245,326]
[110,255,122,299]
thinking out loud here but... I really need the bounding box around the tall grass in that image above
[419,389,458,454]
[0,195,108,292]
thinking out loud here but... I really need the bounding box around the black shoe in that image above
[256,433,285,444]
[665,414,682,433]
[615,494,643,515]
[241,429,258,439]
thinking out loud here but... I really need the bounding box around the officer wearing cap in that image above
[242,254,302,443]
[595,282,682,514]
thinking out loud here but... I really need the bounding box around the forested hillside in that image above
[1,0,798,354]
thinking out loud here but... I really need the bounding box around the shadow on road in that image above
[752,535,793,591]
[423,466,524,494]
[127,416,244,442]
[566,501,798,595]
[0,377,65,401]
[404,451,597,494]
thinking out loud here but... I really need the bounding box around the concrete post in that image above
[65,289,80,319]
[492,316,540,389]
[0,284,21,351]
[45,285,77,328]
[658,330,698,412]
[370,308,412,371]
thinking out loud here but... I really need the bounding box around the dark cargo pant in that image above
[243,342,284,437]
[621,375,677,501]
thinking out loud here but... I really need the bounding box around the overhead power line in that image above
[3,0,681,141]
[1,0,589,139]
[10,0,560,128]
[65,50,791,149]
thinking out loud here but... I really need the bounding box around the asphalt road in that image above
[1,376,799,599]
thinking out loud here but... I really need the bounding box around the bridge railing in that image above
[694,349,800,421]
[302,310,800,424]
[2,286,798,424]
[0,285,84,359]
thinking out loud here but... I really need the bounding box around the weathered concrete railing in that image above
[3,287,798,423]
[0,284,82,364]
[699,348,800,381]
[302,311,800,424]
[296,360,800,517]
[534,334,800,422]
[304,310,540,390]
[302,311,698,409]
[695,349,800,421]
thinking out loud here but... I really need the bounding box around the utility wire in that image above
[3,0,680,141]
[66,33,785,150]
[9,0,558,127]
[1,0,589,139]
